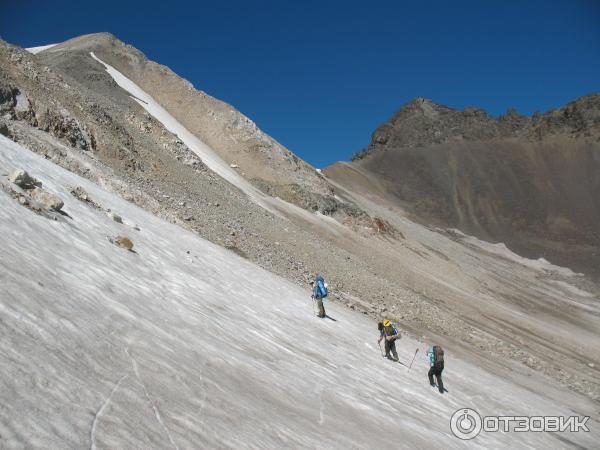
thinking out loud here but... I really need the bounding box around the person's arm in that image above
[378,330,383,343]
[385,328,396,341]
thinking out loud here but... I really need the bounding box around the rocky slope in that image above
[37,33,332,199]
[1,32,599,421]
[327,96,600,276]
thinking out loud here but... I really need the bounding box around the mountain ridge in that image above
[352,93,600,161]
[38,32,332,196]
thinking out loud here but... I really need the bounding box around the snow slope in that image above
[0,135,596,449]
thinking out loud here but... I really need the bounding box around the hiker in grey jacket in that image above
[378,320,399,361]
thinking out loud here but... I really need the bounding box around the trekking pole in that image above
[408,349,419,370]
[378,341,385,357]
[311,297,316,316]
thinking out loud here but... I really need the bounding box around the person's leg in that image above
[384,340,392,358]
[390,340,399,360]
[435,364,444,393]
[428,366,435,386]
[317,299,325,317]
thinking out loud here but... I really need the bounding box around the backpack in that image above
[315,276,328,299]
[432,345,444,364]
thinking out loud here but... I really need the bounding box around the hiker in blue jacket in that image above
[427,345,445,393]
[310,275,327,318]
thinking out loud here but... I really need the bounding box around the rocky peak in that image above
[390,97,450,123]
[539,93,600,134]
[352,93,600,160]
[354,97,500,159]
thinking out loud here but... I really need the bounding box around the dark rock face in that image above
[353,95,600,161]
[331,95,600,275]
[0,75,93,151]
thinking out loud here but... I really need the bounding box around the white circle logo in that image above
[450,408,482,440]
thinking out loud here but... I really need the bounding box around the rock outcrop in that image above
[8,168,39,189]
[29,187,64,211]
[4,168,64,214]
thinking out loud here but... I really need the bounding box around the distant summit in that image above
[352,94,600,160]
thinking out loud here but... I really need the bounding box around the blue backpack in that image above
[315,276,328,299]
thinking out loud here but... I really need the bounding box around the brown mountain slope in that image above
[325,97,600,276]
[35,33,331,199]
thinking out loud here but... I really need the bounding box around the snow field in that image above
[0,137,596,448]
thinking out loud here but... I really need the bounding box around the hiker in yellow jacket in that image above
[378,320,399,361]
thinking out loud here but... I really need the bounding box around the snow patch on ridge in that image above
[449,229,581,277]
[26,44,58,54]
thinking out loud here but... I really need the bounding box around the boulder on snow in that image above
[114,236,134,250]
[107,211,123,223]
[70,186,90,202]
[9,169,40,190]
[70,186,102,210]
[29,187,64,211]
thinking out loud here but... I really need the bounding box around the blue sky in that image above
[2,0,599,167]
